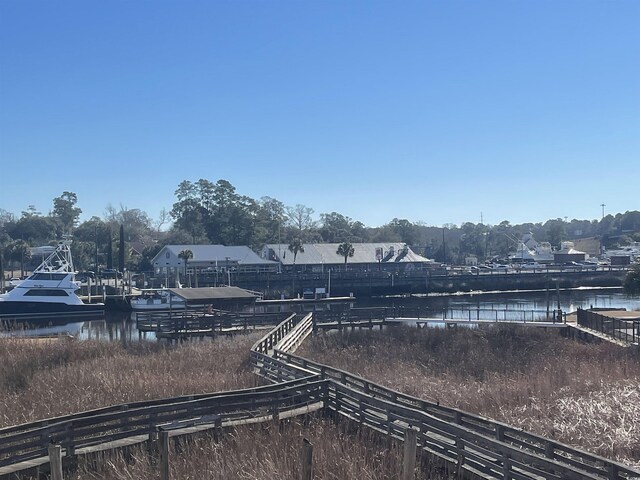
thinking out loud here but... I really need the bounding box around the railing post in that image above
[502,453,512,480]
[48,444,64,480]
[402,428,417,480]
[159,430,170,480]
[64,421,76,463]
[455,437,464,480]
[301,438,313,480]
[213,415,222,442]
[544,441,554,459]
[120,405,129,432]
[453,411,461,424]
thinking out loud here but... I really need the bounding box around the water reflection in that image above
[79,311,156,342]
[358,288,640,314]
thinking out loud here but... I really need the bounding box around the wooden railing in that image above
[0,376,327,471]
[313,306,565,325]
[136,311,289,335]
[261,313,640,479]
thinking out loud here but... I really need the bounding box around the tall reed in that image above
[0,334,260,427]
[301,326,640,466]
[70,416,449,480]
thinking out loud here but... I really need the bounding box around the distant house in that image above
[553,242,586,263]
[261,243,434,272]
[152,245,279,276]
[129,241,146,259]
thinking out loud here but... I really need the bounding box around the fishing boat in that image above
[0,239,104,322]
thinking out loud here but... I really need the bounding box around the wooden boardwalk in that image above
[386,317,568,329]
[2,310,639,479]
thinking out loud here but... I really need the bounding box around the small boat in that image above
[0,239,104,323]
[129,289,187,311]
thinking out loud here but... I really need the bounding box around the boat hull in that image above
[0,301,104,322]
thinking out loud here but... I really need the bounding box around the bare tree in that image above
[286,204,316,236]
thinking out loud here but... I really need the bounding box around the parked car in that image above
[491,264,509,272]
[522,262,545,270]
[577,261,598,271]
[8,277,23,287]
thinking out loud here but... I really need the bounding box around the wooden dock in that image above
[385,317,568,329]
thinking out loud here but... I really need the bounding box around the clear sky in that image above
[1,1,638,228]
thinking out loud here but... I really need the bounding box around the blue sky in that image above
[1,1,638,228]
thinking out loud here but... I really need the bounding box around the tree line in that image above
[1,180,640,273]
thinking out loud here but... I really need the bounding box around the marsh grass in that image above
[70,416,448,480]
[300,326,640,466]
[0,335,260,427]
[0,334,451,479]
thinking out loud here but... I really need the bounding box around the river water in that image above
[4,287,640,341]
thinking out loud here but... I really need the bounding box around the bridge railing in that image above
[577,308,639,344]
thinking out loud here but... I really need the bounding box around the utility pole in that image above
[600,203,605,220]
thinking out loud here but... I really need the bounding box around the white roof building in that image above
[152,245,279,273]
[261,243,433,267]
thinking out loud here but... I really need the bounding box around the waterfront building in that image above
[151,245,279,278]
[261,243,434,273]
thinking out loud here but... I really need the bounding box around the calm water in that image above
[4,288,640,341]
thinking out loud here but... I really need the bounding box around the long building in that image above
[152,245,279,277]
[261,243,434,273]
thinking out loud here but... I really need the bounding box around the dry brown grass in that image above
[70,417,448,480]
[300,326,640,467]
[0,335,451,479]
[0,335,260,427]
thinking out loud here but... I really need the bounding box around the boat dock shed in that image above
[167,286,259,310]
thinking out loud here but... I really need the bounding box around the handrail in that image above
[577,308,639,345]
[0,376,327,469]
[264,313,640,479]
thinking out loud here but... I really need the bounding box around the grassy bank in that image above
[300,326,640,467]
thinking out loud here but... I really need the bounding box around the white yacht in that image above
[0,239,104,321]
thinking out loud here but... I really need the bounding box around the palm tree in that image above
[288,238,304,265]
[337,242,355,269]
[178,249,193,287]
